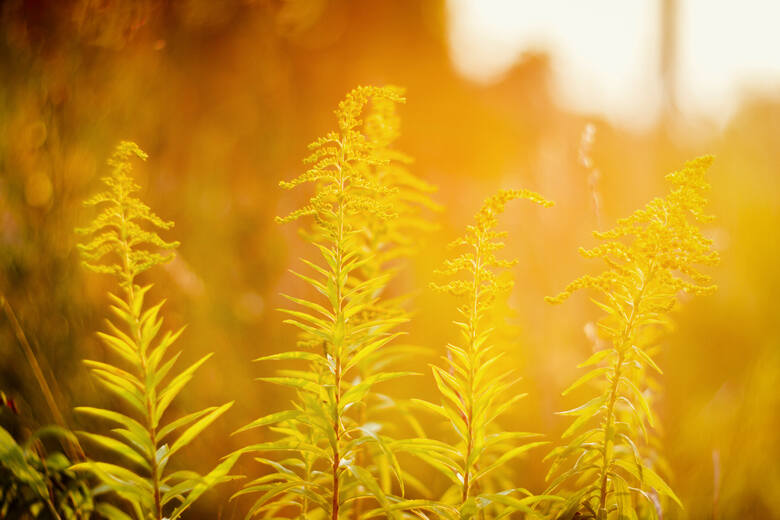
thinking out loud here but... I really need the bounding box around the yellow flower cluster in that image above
[77,141,179,287]
[546,156,719,319]
[357,88,440,269]
[434,188,554,311]
[276,86,406,238]
[543,156,718,517]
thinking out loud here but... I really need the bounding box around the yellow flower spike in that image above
[238,86,432,520]
[77,141,179,288]
[544,156,719,519]
[74,141,236,520]
[422,187,553,519]
[433,188,554,308]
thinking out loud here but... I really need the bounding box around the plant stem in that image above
[121,209,163,520]
[352,402,367,520]
[462,234,483,506]
[330,139,348,520]
[597,350,625,517]
[132,286,163,520]
[596,263,655,516]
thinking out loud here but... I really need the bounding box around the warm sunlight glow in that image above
[2,2,777,518]
[677,0,780,122]
[448,0,780,127]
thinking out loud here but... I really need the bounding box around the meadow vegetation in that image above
[1,86,719,520]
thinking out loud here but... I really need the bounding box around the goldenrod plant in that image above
[544,156,720,519]
[414,189,555,519]
[73,142,238,520]
[348,91,441,515]
[234,86,417,519]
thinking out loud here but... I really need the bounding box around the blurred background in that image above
[1,0,778,517]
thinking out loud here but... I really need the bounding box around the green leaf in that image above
[411,398,451,422]
[92,376,146,415]
[363,499,458,519]
[343,333,404,374]
[167,452,241,519]
[167,401,234,458]
[281,318,331,343]
[234,410,302,435]
[253,351,327,365]
[96,331,139,366]
[256,376,322,395]
[289,269,328,297]
[0,426,48,497]
[244,480,307,518]
[558,396,606,439]
[340,371,416,410]
[344,461,391,511]
[281,293,335,320]
[590,298,621,318]
[131,284,153,317]
[84,359,143,390]
[562,367,609,396]
[77,431,150,471]
[139,300,165,354]
[613,459,682,509]
[278,308,331,332]
[156,353,214,425]
[95,502,134,520]
[24,425,79,449]
[620,376,656,428]
[75,407,150,452]
[578,348,614,369]
[148,326,186,372]
[158,406,220,442]
[71,460,152,493]
[472,442,547,483]
[153,350,182,389]
[431,366,466,416]
[631,345,663,375]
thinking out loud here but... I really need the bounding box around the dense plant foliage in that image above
[0,86,719,520]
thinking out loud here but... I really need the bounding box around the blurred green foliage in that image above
[1,425,95,519]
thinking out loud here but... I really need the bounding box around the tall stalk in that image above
[417,189,553,519]
[234,86,413,519]
[546,156,720,518]
[74,141,237,519]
